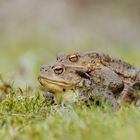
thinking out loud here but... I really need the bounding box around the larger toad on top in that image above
[38,51,140,108]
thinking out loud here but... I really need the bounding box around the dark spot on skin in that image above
[127,92,134,98]
[124,91,136,103]
[111,83,124,94]
[132,82,140,90]
[76,70,91,80]
[108,92,112,95]
[63,88,66,92]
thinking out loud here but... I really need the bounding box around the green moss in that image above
[0,85,140,140]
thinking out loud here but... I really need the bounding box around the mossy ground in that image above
[0,85,140,140]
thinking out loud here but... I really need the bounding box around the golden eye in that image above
[53,66,64,74]
[69,54,78,62]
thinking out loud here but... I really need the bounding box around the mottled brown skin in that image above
[38,51,140,109]
[57,51,140,81]
[56,51,140,105]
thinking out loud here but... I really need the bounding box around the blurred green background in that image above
[0,0,140,88]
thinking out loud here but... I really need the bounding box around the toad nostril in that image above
[40,65,51,72]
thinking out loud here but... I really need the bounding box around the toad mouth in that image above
[38,76,74,88]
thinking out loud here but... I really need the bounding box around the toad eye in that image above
[53,66,64,74]
[69,54,78,62]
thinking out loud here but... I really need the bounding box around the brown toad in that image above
[56,51,140,105]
